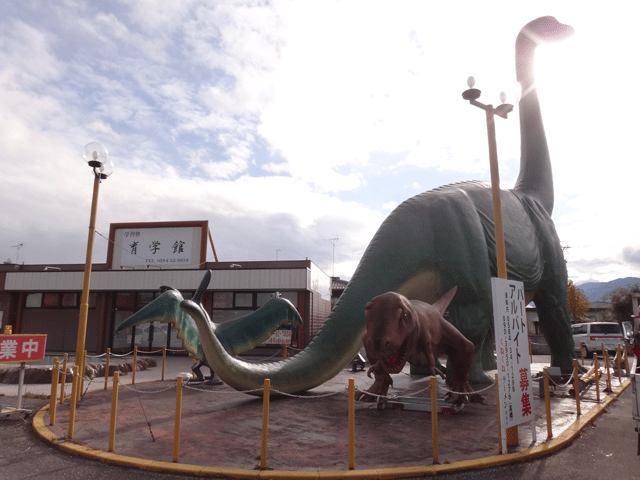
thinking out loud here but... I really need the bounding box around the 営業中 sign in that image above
[0,334,47,363]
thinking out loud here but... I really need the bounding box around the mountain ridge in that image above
[577,277,640,303]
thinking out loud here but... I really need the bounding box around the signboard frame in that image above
[106,220,208,270]
[0,334,48,363]
[491,277,536,453]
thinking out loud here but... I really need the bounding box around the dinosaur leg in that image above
[355,360,393,402]
[448,300,494,385]
[533,288,577,374]
[190,360,206,382]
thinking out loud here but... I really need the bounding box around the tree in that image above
[608,283,640,323]
[567,280,590,323]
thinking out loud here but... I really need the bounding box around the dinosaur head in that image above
[116,288,184,333]
[362,292,418,374]
[516,16,573,83]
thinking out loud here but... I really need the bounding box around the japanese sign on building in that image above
[0,334,47,363]
[491,278,535,436]
[264,330,292,345]
[107,221,208,270]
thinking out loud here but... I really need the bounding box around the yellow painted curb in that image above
[32,378,631,480]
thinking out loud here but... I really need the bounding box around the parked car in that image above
[571,322,626,358]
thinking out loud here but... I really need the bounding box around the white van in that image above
[571,322,625,357]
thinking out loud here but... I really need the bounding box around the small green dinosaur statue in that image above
[115,273,302,380]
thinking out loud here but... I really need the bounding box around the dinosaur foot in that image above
[446,382,485,404]
[356,371,392,402]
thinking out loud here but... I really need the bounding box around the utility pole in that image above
[325,237,339,277]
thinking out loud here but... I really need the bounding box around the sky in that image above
[1,1,638,286]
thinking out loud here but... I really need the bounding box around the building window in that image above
[43,293,60,307]
[25,293,43,308]
[61,293,78,307]
[234,292,253,308]
[213,292,233,309]
[25,292,95,309]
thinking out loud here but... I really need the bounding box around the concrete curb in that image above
[32,377,631,479]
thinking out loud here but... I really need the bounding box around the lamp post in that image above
[74,142,114,389]
[462,77,517,445]
[462,76,513,279]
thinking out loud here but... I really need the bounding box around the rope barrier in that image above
[47,352,630,473]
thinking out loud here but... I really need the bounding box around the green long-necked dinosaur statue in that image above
[179,16,577,394]
[115,275,301,380]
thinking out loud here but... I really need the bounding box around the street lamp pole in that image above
[74,143,114,395]
[462,77,518,445]
[462,77,513,280]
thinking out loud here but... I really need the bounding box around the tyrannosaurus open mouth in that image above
[383,338,409,373]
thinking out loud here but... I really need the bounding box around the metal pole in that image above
[60,353,68,403]
[104,348,110,390]
[485,108,507,279]
[173,376,183,462]
[49,359,59,425]
[68,365,79,439]
[109,371,119,452]
[543,367,552,440]
[573,359,581,416]
[430,376,439,464]
[16,362,26,410]
[486,106,515,445]
[162,345,166,381]
[260,379,271,469]
[348,378,355,470]
[132,346,137,385]
[74,174,101,380]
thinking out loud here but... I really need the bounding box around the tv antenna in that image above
[11,243,23,263]
[325,237,339,277]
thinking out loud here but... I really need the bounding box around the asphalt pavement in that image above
[1,354,638,480]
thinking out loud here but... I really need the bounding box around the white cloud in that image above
[1,1,639,287]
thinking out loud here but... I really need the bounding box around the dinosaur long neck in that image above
[513,31,554,215]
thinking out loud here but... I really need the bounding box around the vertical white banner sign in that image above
[491,277,535,451]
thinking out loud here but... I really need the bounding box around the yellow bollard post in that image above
[49,359,60,426]
[284,344,288,360]
[348,378,355,470]
[68,366,79,439]
[604,351,612,393]
[60,353,68,404]
[78,349,87,401]
[260,379,271,469]
[573,359,581,417]
[594,353,600,403]
[162,345,166,381]
[624,346,630,376]
[543,367,552,440]
[74,351,82,403]
[104,348,111,390]
[173,376,183,462]
[580,342,585,365]
[430,376,439,464]
[108,371,119,452]
[132,346,137,385]
[495,373,503,454]
[616,345,622,384]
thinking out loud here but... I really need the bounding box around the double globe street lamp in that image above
[74,142,114,394]
[462,77,520,446]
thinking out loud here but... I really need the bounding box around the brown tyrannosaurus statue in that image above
[357,287,482,404]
